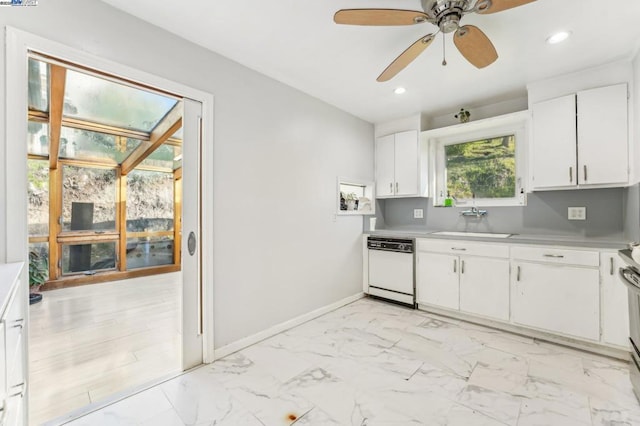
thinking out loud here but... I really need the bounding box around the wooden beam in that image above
[41,264,181,290]
[48,167,62,280]
[117,170,127,272]
[174,170,182,268]
[121,101,183,175]
[48,65,66,170]
[57,233,119,244]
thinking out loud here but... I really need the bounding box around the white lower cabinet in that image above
[600,252,630,348]
[416,240,510,320]
[416,252,459,310]
[460,257,510,321]
[511,261,600,341]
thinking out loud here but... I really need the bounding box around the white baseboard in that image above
[213,292,364,360]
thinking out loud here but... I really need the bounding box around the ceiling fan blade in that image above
[453,25,498,69]
[334,9,429,26]
[476,0,536,14]
[377,34,436,82]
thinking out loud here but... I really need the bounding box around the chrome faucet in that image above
[461,206,487,218]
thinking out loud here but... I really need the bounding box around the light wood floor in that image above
[28,273,182,425]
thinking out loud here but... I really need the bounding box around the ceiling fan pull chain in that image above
[442,33,447,66]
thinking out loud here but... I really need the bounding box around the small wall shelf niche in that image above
[337,177,375,216]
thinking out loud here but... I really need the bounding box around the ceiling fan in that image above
[334,0,536,82]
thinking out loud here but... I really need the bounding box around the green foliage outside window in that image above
[445,135,515,200]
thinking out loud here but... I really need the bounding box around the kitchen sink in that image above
[431,231,512,239]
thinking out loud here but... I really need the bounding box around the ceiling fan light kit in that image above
[334,0,536,81]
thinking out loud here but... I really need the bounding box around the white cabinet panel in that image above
[460,257,510,321]
[416,252,459,310]
[531,94,577,189]
[394,130,419,196]
[417,239,509,258]
[375,134,395,197]
[577,84,628,186]
[600,252,630,348]
[511,246,599,267]
[512,262,600,341]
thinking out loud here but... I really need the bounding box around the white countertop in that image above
[366,229,627,250]
[0,262,24,316]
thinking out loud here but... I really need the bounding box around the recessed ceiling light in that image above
[394,87,406,95]
[546,31,571,45]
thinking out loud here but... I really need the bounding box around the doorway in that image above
[5,28,214,425]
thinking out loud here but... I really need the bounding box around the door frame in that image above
[4,27,215,361]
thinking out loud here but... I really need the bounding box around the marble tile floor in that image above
[64,297,640,426]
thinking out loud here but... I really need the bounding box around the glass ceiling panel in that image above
[59,127,142,164]
[139,144,182,170]
[28,121,49,156]
[63,69,178,132]
[28,58,48,112]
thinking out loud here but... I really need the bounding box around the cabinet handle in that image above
[389,182,393,193]
[461,260,465,274]
[584,165,588,182]
[610,257,614,276]
[451,247,467,251]
[517,265,521,281]
[569,166,573,183]
[543,254,564,259]
[12,318,24,329]
[395,182,399,193]
[453,259,457,273]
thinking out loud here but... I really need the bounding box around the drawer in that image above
[511,246,599,267]
[417,238,509,258]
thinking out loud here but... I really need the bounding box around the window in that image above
[431,113,527,207]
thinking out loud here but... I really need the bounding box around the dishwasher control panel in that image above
[367,237,414,253]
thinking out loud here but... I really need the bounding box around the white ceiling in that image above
[100,0,640,124]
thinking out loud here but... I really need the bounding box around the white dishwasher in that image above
[367,236,415,308]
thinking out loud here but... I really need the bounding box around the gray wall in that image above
[370,188,627,239]
[0,1,373,348]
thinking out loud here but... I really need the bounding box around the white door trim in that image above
[4,26,216,362]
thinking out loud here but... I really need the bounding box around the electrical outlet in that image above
[413,209,424,219]
[568,207,586,221]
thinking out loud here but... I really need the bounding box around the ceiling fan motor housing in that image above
[421,0,473,32]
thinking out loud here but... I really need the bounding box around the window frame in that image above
[429,112,528,207]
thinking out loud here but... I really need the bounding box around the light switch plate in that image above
[568,207,586,221]
[414,209,424,219]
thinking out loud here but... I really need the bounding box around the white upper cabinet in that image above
[577,84,628,186]
[375,130,427,198]
[531,83,628,190]
[375,134,395,197]
[531,94,577,188]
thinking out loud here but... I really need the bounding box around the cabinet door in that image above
[512,262,599,340]
[600,252,630,347]
[375,134,396,197]
[416,252,459,310]
[393,130,419,196]
[577,84,628,186]
[460,257,510,321]
[531,95,577,189]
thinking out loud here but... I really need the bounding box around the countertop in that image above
[366,229,628,250]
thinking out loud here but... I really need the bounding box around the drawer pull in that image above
[610,257,614,276]
[12,318,24,329]
[451,248,467,251]
[453,259,457,273]
[517,265,521,281]
[543,254,564,259]
[461,260,465,274]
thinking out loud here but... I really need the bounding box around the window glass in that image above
[126,236,174,270]
[62,165,116,231]
[61,242,116,274]
[28,121,49,156]
[59,127,141,164]
[28,58,48,112]
[139,143,182,170]
[63,68,178,132]
[445,135,516,200]
[126,170,174,232]
[28,159,49,236]
[29,242,49,282]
